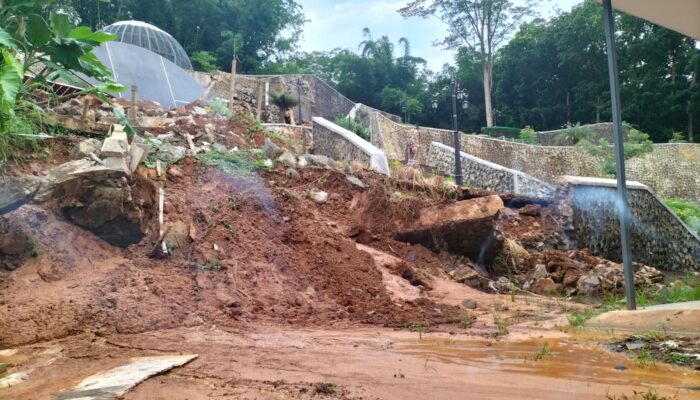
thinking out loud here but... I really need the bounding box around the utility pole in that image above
[602,0,636,310]
[452,80,463,186]
[229,38,237,115]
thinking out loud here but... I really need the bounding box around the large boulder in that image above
[0,216,29,255]
[395,195,505,265]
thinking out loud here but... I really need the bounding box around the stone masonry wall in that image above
[428,142,555,199]
[312,117,390,175]
[373,113,700,202]
[537,123,631,146]
[563,179,700,271]
[190,71,399,126]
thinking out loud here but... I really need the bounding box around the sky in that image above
[295,0,583,71]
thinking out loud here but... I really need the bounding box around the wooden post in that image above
[256,81,263,120]
[129,85,138,125]
[229,58,237,114]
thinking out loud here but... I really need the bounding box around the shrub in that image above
[664,199,700,235]
[334,117,370,141]
[555,123,593,145]
[519,126,538,145]
[669,132,688,143]
[481,126,521,138]
[208,98,230,118]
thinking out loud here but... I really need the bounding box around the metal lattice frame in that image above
[103,20,192,70]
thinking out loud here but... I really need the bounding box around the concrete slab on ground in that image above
[53,354,197,399]
[585,301,700,337]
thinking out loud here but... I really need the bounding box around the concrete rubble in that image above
[395,195,505,266]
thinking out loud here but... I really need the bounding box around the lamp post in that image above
[433,80,468,186]
[296,78,303,124]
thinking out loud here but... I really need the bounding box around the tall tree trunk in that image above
[689,111,694,143]
[483,61,494,127]
[689,71,697,143]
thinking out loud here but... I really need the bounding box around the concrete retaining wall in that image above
[312,117,390,175]
[428,142,555,199]
[562,177,700,271]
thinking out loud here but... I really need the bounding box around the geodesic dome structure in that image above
[103,20,192,70]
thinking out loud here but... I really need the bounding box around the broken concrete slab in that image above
[53,354,197,400]
[0,371,28,388]
[128,143,149,173]
[585,301,700,337]
[395,195,505,266]
[76,139,103,158]
[100,135,129,158]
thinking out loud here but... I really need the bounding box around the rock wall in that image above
[561,177,700,271]
[190,71,399,126]
[537,123,631,146]
[373,113,700,202]
[312,117,390,175]
[428,142,555,199]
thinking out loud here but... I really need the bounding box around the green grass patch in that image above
[664,199,700,235]
[334,116,370,141]
[196,149,272,176]
[568,275,700,327]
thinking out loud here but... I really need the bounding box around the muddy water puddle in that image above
[396,336,699,398]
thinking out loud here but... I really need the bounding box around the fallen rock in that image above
[346,175,365,188]
[310,191,328,204]
[530,278,562,295]
[76,138,103,158]
[285,168,300,180]
[157,143,186,164]
[263,138,283,159]
[577,274,602,296]
[277,151,297,167]
[164,220,190,248]
[0,216,29,255]
[462,299,477,309]
[395,195,505,265]
[301,154,332,168]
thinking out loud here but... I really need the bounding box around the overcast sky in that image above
[296,0,583,71]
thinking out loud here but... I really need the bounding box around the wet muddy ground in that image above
[1,327,698,400]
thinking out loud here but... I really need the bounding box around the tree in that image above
[400,0,535,127]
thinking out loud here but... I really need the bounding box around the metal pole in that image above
[297,79,302,124]
[452,81,463,186]
[602,0,636,310]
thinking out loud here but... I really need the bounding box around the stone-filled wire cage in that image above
[102,20,192,70]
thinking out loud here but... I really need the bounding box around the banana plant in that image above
[0,0,125,130]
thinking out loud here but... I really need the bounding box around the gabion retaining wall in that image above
[428,142,555,200]
[562,177,700,271]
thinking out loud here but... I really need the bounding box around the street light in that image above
[433,80,468,186]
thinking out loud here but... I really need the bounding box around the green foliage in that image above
[196,149,272,177]
[635,275,700,307]
[493,0,699,142]
[481,126,521,138]
[334,117,370,141]
[191,51,219,73]
[669,132,688,143]
[208,98,231,118]
[665,199,700,235]
[270,92,299,111]
[555,123,593,145]
[63,0,306,73]
[533,342,552,361]
[606,390,677,400]
[459,315,471,329]
[519,126,538,144]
